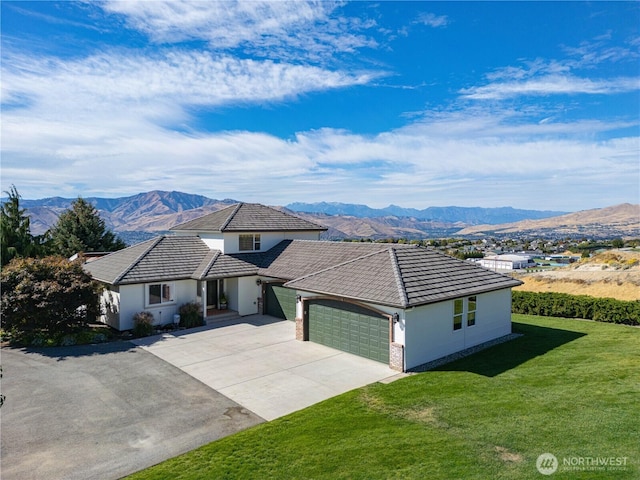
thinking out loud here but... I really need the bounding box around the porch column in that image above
[201,281,207,321]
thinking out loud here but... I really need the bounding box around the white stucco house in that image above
[85,203,522,371]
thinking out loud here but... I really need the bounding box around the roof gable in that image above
[171,203,327,233]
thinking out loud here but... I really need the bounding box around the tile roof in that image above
[84,236,211,285]
[284,243,522,308]
[85,234,521,306]
[171,203,327,232]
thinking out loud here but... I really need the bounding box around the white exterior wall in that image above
[236,276,262,316]
[403,289,513,370]
[199,233,225,251]
[222,231,321,254]
[97,286,121,330]
[105,280,199,331]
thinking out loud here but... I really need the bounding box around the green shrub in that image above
[178,302,203,329]
[133,311,155,337]
[512,291,640,326]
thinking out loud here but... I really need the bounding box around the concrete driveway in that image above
[1,341,262,480]
[132,315,402,421]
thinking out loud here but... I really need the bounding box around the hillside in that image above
[16,190,637,242]
[457,203,640,238]
[513,250,640,301]
[19,190,565,239]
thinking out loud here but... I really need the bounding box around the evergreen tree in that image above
[1,185,35,267]
[49,197,125,258]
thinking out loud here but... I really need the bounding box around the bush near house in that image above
[512,291,640,326]
[0,256,102,342]
[178,301,203,329]
[132,311,155,337]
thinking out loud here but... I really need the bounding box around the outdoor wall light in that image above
[256,279,262,285]
[296,295,302,302]
[392,313,400,323]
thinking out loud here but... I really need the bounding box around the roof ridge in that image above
[113,236,164,284]
[388,247,409,308]
[219,203,243,231]
[198,250,221,280]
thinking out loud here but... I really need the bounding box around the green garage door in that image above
[265,283,297,321]
[308,299,389,364]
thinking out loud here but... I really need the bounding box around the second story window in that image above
[239,234,261,251]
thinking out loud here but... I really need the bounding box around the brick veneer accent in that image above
[295,316,307,341]
[390,342,404,371]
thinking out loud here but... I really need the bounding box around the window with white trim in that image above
[239,234,261,251]
[147,282,174,306]
[467,296,477,327]
[453,296,477,331]
[453,299,463,331]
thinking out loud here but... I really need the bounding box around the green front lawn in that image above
[128,315,639,479]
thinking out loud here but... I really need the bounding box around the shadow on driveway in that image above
[1,340,264,480]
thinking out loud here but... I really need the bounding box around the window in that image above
[147,282,174,306]
[453,296,477,330]
[453,299,463,331]
[467,296,477,327]
[239,234,261,251]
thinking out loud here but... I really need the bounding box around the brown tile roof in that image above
[171,203,327,232]
[284,243,522,308]
[85,236,521,306]
[84,236,211,285]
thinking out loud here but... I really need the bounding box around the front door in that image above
[206,280,218,308]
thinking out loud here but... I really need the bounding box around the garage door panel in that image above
[308,300,389,364]
[265,284,296,321]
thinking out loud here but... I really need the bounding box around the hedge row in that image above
[512,291,640,326]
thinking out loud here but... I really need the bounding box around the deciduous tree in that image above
[0,256,102,336]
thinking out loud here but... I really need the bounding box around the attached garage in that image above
[265,283,297,321]
[307,299,389,364]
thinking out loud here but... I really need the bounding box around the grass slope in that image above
[128,315,639,479]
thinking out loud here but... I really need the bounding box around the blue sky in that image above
[2,1,639,211]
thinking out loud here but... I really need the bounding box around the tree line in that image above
[1,186,126,344]
[1,185,125,267]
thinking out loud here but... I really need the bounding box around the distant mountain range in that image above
[456,203,640,238]
[287,201,566,225]
[13,190,637,242]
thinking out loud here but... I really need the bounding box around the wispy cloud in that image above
[460,74,639,100]
[460,35,640,101]
[414,12,449,28]
[101,0,377,62]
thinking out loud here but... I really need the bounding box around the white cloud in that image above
[415,12,449,28]
[101,0,377,61]
[3,87,638,210]
[460,74,640,100]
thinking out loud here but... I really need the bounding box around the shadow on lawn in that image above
[434,321,587,377]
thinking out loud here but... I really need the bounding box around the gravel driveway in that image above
[1,341,263,480]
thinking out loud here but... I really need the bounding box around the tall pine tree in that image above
[49,198,125,258]
[1,185,35,267]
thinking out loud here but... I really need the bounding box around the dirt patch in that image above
[495,446,523,463]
